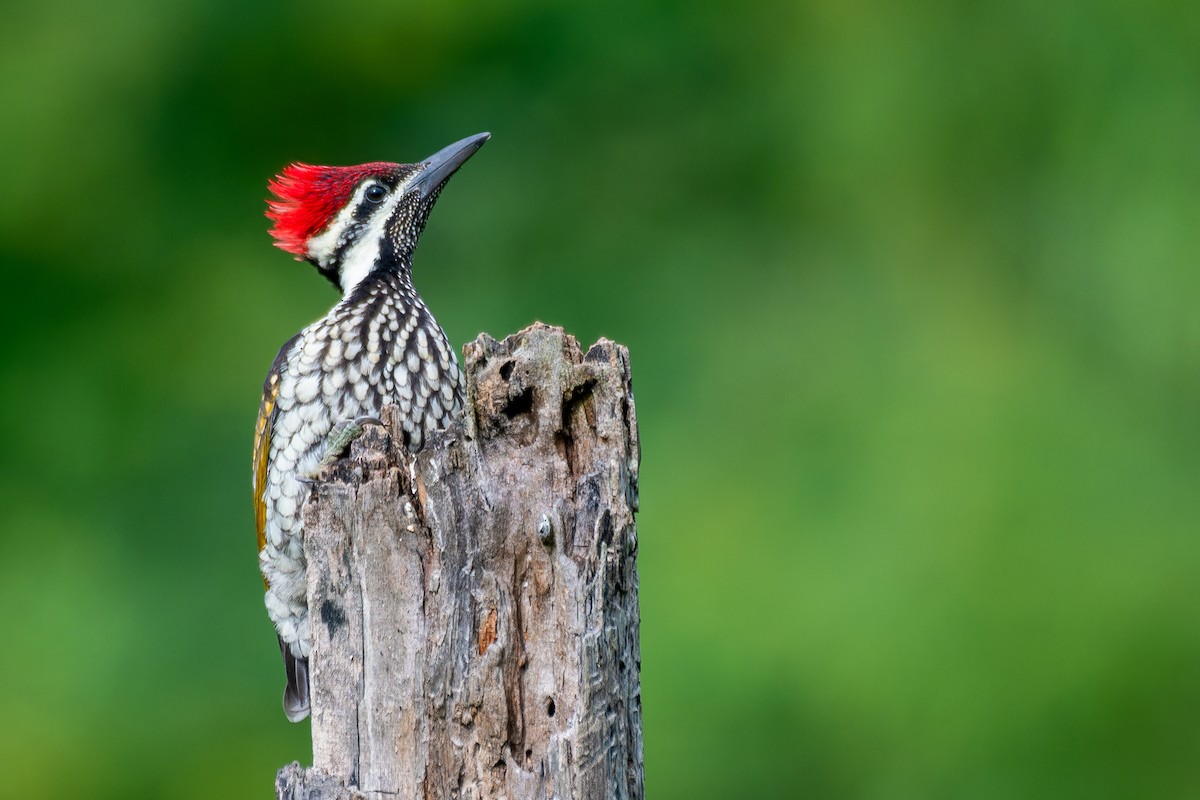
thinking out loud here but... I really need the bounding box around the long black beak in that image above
[414,132,490,198]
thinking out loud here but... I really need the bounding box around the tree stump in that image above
[274,323,643,800]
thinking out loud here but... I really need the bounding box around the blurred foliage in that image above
[2,0,1199,797]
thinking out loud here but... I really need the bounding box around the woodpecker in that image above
[253,133,489,722]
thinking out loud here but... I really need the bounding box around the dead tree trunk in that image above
[274,323,643,800]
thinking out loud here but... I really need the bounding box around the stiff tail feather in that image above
[278,636,310,722]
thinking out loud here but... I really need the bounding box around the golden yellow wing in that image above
[253,369,280,557]
[254,336,299,587]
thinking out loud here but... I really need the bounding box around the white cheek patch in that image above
[305,177,415,297]
[305,196,360,268]
[335,206,392,295]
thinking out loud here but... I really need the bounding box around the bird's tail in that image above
[278,636,310,722]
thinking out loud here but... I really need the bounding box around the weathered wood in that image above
[276,323,643,800]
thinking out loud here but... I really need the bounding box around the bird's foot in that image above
[299,415,383,480]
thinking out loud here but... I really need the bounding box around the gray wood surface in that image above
[275,323,643,800]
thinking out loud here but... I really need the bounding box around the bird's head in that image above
[266,132,489,295]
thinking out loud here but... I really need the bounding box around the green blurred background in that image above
[2,0,1198,797]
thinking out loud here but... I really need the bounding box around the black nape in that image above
[307,257,341,291]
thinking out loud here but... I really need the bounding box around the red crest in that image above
[266,162,399,258]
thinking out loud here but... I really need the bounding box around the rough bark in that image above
[275,323,643,800]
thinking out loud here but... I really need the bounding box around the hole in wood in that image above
[563,378,597,419]
[546,697,556,717]
[320,599,346,633]
[502,387,534,419]
[499,360,515,380]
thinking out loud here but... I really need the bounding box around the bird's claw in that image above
[306,415,386,477]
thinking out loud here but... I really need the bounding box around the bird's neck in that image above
[339,244,413,293]
[335,221,419,298]
[339,267,422,318]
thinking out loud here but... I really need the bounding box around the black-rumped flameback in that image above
[252,133,489,721]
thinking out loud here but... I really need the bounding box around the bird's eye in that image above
[364,184,388,203]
